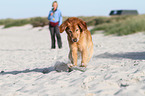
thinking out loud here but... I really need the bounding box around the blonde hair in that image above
[52,1,58,8]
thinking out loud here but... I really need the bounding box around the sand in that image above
[0,25,145,96]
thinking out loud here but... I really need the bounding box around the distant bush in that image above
[87,15,134,27]
[90,15,145,36]
[4,19,30,28]
[0,18,15,25]
[30,17,49,27]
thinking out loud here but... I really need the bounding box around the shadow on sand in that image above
[0,61,71,75]
[95,51,145,60]
[0,67,55,75]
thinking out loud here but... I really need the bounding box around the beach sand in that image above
[0,25,145,96]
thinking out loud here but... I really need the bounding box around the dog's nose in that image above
[73,38,77,42]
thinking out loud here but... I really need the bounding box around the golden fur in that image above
[59,17,93,67]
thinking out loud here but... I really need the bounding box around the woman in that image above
[48,1,62,49]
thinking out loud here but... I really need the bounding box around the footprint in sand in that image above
[82,76,95,89]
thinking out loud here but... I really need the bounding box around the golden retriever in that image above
[59,17,93,67]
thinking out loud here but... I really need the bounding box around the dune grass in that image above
[0,17,69,28]
[90,15,145,36]
[0,15,145,36]
[0,17,49,28]
[30,17,49,27]
[4,19,30,28]
[0,18,30,28]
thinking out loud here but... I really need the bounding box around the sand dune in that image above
[0,25,145,96]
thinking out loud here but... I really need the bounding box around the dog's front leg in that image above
[80,50,87,67]
[71,48,78,66]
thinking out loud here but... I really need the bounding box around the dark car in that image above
[109,10,138,16]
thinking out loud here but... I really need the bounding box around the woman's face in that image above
[53,3,57,10]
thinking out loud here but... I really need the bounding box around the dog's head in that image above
[59,17,87,42]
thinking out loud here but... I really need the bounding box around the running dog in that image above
[59,17,93,67]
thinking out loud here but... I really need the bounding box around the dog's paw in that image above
[80,63,86,67]
[67,64,74,68]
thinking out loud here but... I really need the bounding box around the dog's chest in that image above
[77,43,83,52]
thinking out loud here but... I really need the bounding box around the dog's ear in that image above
[59,20,68,33]
[78,19,87,32]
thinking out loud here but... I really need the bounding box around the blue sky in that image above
[0,0,145,19]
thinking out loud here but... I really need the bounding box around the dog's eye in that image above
[69,31,72,33]
[76,29,78,31]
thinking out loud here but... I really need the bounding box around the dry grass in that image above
[1,15,145,36]
[90,15,145,36]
